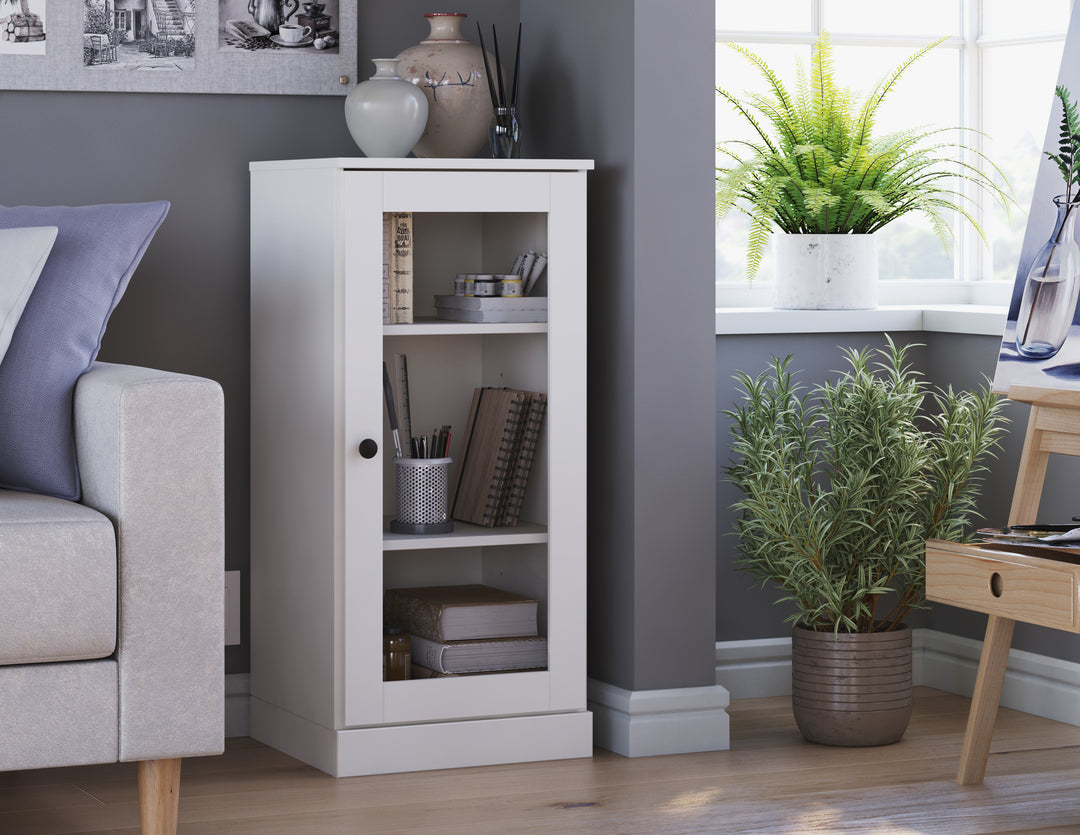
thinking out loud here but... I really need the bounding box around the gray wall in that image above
[0,1,519,676]
[521,0,718,693]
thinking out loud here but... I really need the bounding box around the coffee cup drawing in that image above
[278,23,313,43]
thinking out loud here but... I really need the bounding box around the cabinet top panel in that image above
[250,158,595,173]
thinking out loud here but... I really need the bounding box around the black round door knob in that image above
[358,439,379,459]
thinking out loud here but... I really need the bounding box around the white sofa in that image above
[0,361,224,833]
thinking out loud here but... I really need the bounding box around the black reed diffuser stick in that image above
[476,23,499,111]
[510,22,522,109]
[491,25,507,110]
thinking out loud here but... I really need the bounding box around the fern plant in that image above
[716,32,1012,279]
[1045,84,1080,203]
[725,338,1007,634]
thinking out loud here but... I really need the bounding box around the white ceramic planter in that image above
[773,233,878,310]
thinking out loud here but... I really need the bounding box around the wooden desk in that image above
[926,385,1080,785]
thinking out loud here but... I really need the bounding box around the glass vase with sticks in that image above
[1016,85,1080,360]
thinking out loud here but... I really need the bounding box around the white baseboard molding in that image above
[225,673,250,738]
[587,678,730,758]
[228,630,1080,752]
[716,628,1080,728]
[714,637,794,699]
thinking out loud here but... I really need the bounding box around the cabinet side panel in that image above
[546,172,589,710]
[250,167,339,728]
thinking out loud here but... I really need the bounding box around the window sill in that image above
[715,304,1007,337]
[715,280,1011,337]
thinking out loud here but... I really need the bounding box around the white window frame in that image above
[715,1,1068,315]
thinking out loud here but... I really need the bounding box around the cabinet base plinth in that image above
[251,696,593,777]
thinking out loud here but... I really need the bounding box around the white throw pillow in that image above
[0,226,58,366]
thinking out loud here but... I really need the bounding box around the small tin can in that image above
[454,273,467,296]
[473,274,499,297]
[463,275,476,297]
[498,275,524,297]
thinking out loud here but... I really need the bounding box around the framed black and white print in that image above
[0,0,356,94]
[0,0,47,56]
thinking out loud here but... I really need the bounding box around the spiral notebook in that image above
[451,388,529,527]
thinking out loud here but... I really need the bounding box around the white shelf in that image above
[383,518,548,551]
[384,318,548,336]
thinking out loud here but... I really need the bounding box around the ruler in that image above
[393,353,413,451]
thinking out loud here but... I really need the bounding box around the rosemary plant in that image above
[715,31,1012,279]
[725,339,1007,634]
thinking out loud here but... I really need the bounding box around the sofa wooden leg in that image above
[138,757,181,835]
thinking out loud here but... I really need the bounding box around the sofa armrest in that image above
[74,361,224,761]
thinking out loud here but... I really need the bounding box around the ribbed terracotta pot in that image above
[791,624,912,747]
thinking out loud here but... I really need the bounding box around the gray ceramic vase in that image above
[344,59,429,159]
[791,624,913,747]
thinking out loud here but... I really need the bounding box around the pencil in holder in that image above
[390,457,454,535]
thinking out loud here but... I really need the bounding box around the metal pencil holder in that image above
[390,457,454,535]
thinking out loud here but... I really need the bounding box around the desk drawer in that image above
[926,539,1080,632]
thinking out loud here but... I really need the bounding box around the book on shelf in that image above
[408,634,548,674]
[451,387,547,527]
[524,252,547,296]
[433,294,547,324]
[435,307,547,324]
[451,387,528,527]
[433,295,547,311]
[498,393,546,526]
[381,213,391,325]
[388,211,413,324]
[410,664,462,678]
[410,663,545,678]
[384,584,539,642]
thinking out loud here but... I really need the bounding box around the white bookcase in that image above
[248,158,593,777]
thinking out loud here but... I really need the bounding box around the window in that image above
[715,0,1070,304]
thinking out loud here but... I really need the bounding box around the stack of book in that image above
[433,294,547,324]
[382,212,413,324]
[384,584,547,676]
[450,387,546,527]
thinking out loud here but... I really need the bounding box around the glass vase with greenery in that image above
[725,339,1008,634]
[715,32,1012,279]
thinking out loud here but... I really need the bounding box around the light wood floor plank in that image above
[4,688,1080,833]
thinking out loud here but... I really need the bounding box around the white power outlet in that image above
[224,570,241,646]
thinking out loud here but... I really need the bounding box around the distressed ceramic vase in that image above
[344,59,430,158]
[394,12,495,159]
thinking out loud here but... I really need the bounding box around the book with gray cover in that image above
[384,584,539,642]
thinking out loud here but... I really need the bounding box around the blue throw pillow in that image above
[0,202,170,500]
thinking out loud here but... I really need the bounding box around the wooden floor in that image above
[4,688,1080,833]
